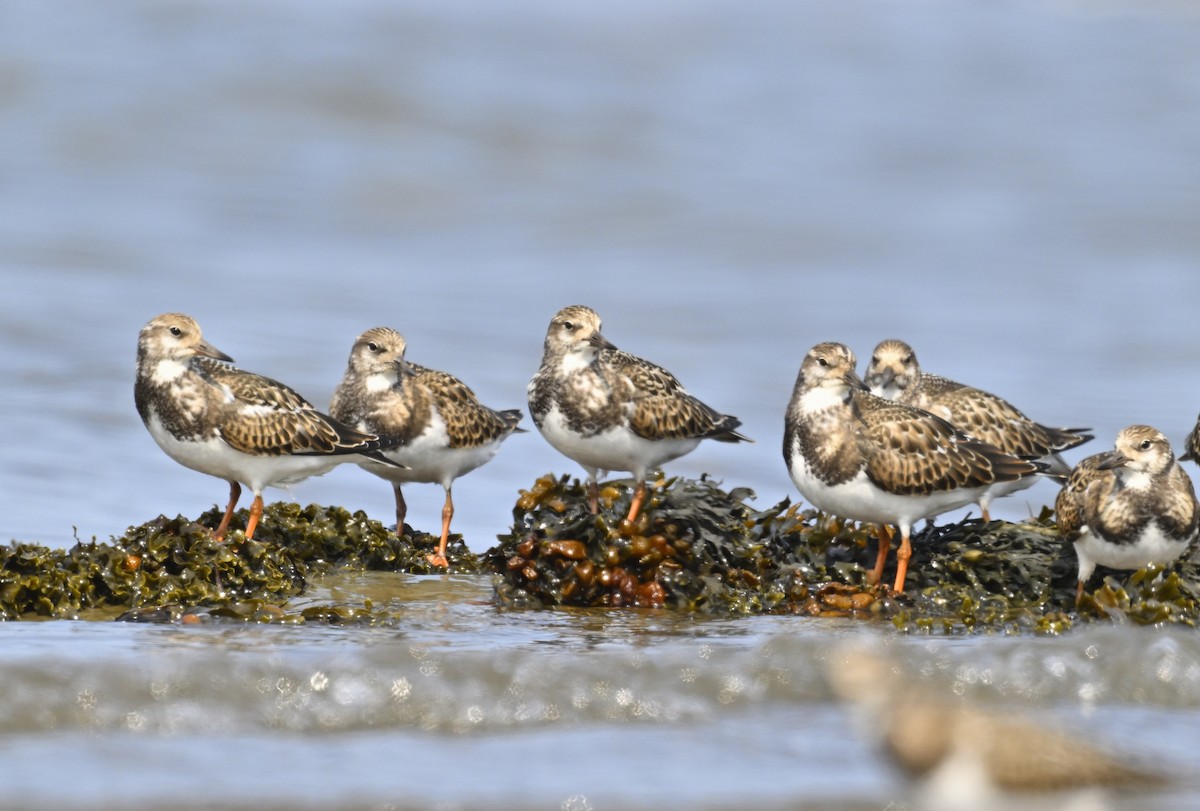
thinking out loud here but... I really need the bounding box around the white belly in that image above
[538,405,700,479]
[1074,524,1193,578]
[356,432,504,489]
[147,413,346,493]
[981,474,1038,503]
[787,440,986,532]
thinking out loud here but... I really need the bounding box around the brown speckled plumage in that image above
[1180,412,1200,465]
[330,326,523,567]
[786,343,1037,497]
[1055,425,1198,602]
[135,314,386,459]
[1056,426,1198,546]
[784,342,1042,593]
[528,305,749,523]
[829,648,1168,796]
[134,313,391,541]
[864,339,1092,469]
[528,306,747,444]
[331,327,521,452]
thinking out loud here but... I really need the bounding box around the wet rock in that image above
[0,503,482,621]
[486,474,1200,632]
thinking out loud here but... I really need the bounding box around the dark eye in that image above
[562,321,575,331]
[903,354,913,364]
[169,326,182,337]
[367,342,379,352]
[817,357,829,368]
[1141,440,1152,450]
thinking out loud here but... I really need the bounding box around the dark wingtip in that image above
[1044,427,1094,451]
[708,414,753,443]
[362,448,408,469]
[498,408,526,433]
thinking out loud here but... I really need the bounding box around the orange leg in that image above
[625,480,647,524]
[1075,579,1085,607]
[213,481,242,542]
[892,529,913,594]
[393,485,408,538]
[426,487,452,569]
[587,480,600,514]
[980,503,992,523]
[868,525,892,586]
[243,493,264,540]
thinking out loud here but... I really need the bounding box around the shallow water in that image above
[2,0,1200,807]
[3,574,1200,811]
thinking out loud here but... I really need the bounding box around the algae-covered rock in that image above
[0,502,483,621]
[487,473,881,615]
[487,474,1200,632]
[7,477,1200,630]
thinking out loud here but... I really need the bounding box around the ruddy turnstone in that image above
[330,327,524,568]
[135,313,396,541]
[1055,424,1198,606]
[784,342,1043,593]
[528,305,750,524]
[864,339,1091,521]
[828,647,1166,807]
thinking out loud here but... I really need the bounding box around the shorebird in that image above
[1055,424,1198,606]
[865,339,1091,521]
[784,342,1043,593]
[528,305,750,524]
[135,313,396,541]
[330,327,523,568]
[827,646,1167,809]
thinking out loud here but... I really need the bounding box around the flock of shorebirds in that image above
[135,305,1200,604]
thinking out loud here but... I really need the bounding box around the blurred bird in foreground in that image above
[825,646,1168,811]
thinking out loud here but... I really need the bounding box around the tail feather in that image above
[1042,426,1094,452]
[708,414,753,443]
[498,408,526,433]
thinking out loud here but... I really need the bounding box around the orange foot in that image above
[426,553,449,568]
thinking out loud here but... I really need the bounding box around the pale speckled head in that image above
[346,326,408,377]
[138,312,232,364]
[543,305,615,356]
[796,341,866,393]
[864,339,919,398]
[1101,424,1175,476]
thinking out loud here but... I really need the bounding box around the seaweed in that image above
[487,474,1200,633]
[4,474,1199,631]
[0,503,479,621]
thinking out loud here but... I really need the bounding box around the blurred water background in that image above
[2,0,1200,808]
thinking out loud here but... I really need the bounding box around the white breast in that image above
[537,404,699,479]
[786,435,987,533]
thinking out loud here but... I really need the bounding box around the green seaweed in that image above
[0,503,480,622]
[4,474,1199,630]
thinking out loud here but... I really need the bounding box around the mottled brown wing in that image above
[939,387,1091,458]
[853,392,1030,495]
[414,365,523,449]
[916,374,968,398]
[198,357,315,412]
[606,350,736,441]
[1162,464,1200,538]
[1181,417,1200,463]
[1054,454,1108,539]
[199,358,377,456]
[219,406,359,456]
[942,389,1053,456]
